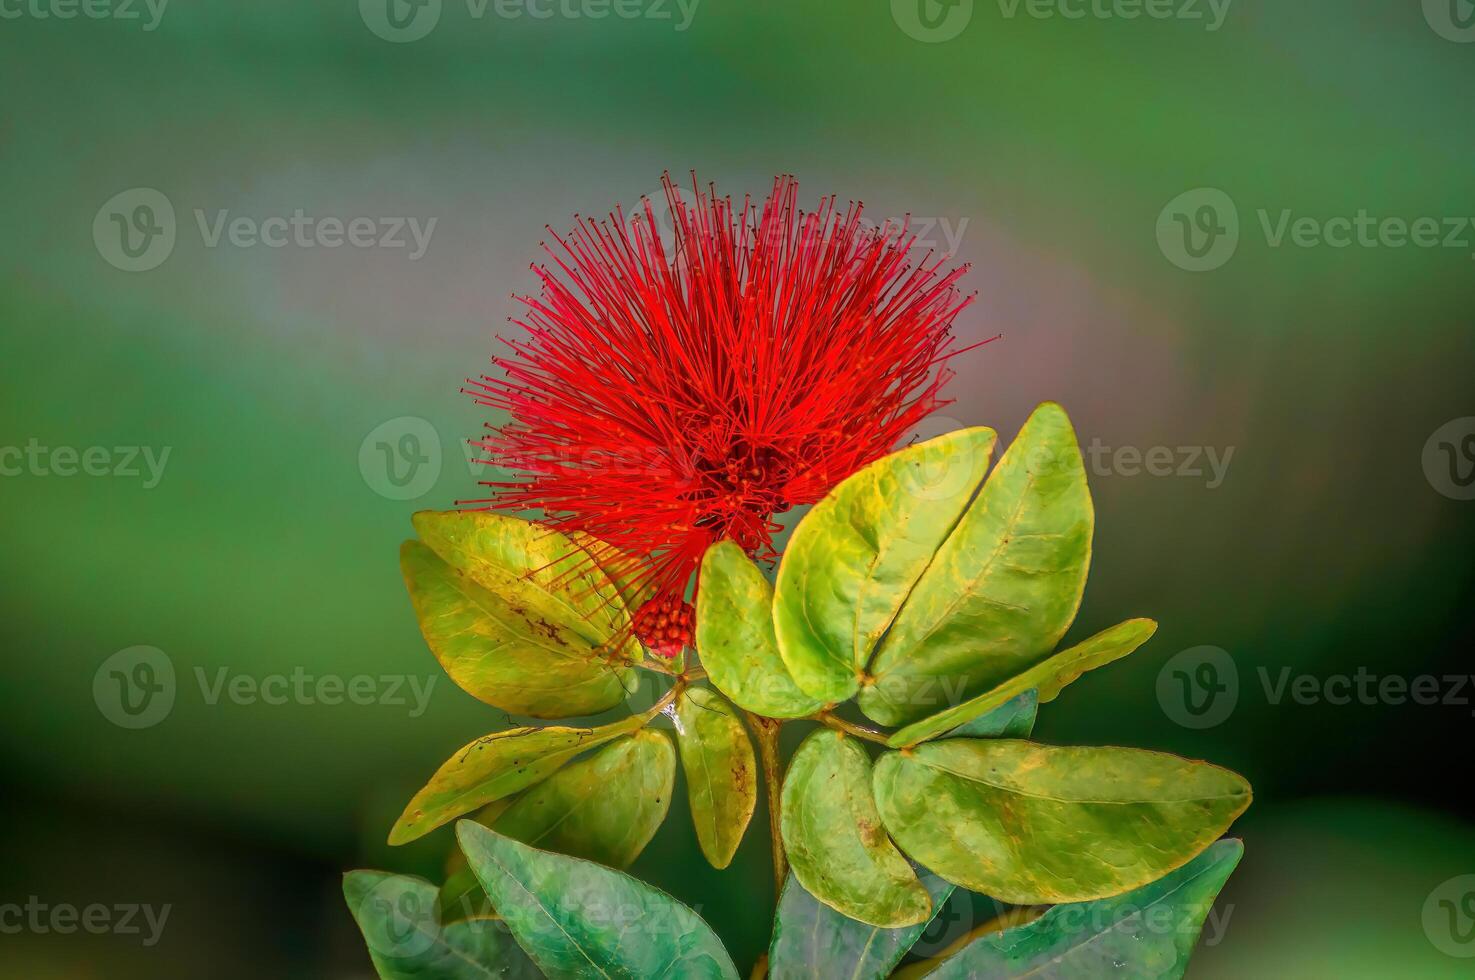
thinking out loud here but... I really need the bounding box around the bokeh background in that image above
[3,1,1474,976]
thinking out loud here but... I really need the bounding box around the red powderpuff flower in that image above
[462,173,985,656]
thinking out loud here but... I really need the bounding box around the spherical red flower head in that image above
[463,174,983,655]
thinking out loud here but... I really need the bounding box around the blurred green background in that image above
[3,1,1474,976]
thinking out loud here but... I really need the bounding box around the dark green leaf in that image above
[401,541,631,718]
[694,541,824,718]
[772,429,997,702]
[919,839,1243,978]
[780,730,931,928]
[674,687,757,869]
[859,403,1093,727]
[767,871,954,980]
[457,821,740,979]
[873,740,1251,904]
[888,619,1156,746]
[948,690,1038,739]
[343,870,540,979]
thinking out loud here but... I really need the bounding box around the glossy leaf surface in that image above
[873,739,1251,904]
[860,403,1093,727]
[457,822,739,979]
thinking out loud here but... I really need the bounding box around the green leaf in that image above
[413,511,635,654]
[873,740,1251,905]
[401,541,631,718]
[492,730,674,869]
[694,541,825,718]
[569,529,656,621]
[780,730,932,928]
[457,821,740,979]
[767,871,954,980]
[919,839,1244,979]
[859,403,1094,727]
[674,687,757,869]
[772,429,997,703]
[948,690,1037,739]
[888,619,1157,747]
[343,870,540,979]
[390,712,653,845]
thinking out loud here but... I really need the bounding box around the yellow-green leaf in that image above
[413,510,638,658]
[888,619,1157,747]
[773,429,997,703]
[389,711,652,845]
[694,541,825,718]
[491,730,674,870]
[675,687,757,869]
[780,730,932,928]
[860,403,1094,727]
[873,740,1251,905]
[401,541,630,718]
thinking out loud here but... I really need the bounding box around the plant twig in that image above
[745,712,788,899]
[813,711,891,745]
